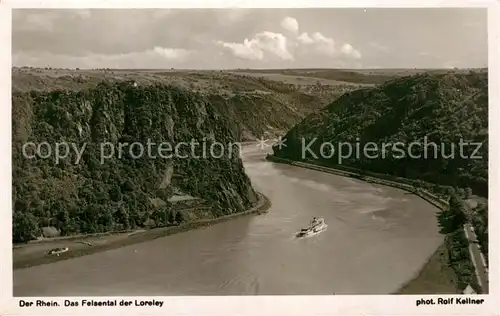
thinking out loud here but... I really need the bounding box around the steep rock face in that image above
[274,71,488,195]
[12,81,258,242]
[207,93,308,141]
[13,69,366,142]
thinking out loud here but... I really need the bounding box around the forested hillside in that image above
[274,71,488,196]
[12,82,259,242]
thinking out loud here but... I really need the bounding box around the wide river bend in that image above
[13,145,442,296]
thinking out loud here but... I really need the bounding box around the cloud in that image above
[297,32,336,57]
[153,47,191,60]
[14,10,92,32]
[297,32,314,44]
[11,9,488,69]
[341,43,362,59]
[217,40,263,60]
[13,47,193,69]
[218,24,362,65]
[311,32,335,45]
[13,10,366,69]
[295,30,362,61]
[280,17,299,34]
[217,31,293,61]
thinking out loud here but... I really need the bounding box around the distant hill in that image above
[231,68,487,85]
[273,70,488,196]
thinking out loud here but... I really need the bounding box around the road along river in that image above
[13,145,442,296]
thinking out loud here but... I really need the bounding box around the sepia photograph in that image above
[6,3,495,313]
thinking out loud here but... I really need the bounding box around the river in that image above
[13,145,442,296]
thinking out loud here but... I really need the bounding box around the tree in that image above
[116,207,130,230]
[13,212,40,243]
[98,208,114,230]
[109,185,123,202]
[175,211,184,224]
[438,192,467,234]
[168,210,176,225]
[56,209,71,235]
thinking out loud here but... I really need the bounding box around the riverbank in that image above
[13,192,271,270]
[395,244,459,294]
[266,155,463,294]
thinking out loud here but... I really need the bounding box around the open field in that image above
[14,67,484,92]
[230,67,487,85]
[227,71,368,86]
[13,67,371,92]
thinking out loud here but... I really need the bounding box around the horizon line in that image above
[12,66,489,71]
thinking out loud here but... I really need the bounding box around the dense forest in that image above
[12,81,259,243]
[436,190,479,291]
[435,189,484,292]
[273,71,488,197]
[471,202,488,260]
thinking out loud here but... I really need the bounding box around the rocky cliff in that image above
[12,81,259,242]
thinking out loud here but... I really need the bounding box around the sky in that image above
[12,8,488,69]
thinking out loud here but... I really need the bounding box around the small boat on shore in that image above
[296,217,328,238]
[47,247,69,256]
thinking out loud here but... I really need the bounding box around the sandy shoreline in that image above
[13,192,271,270]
